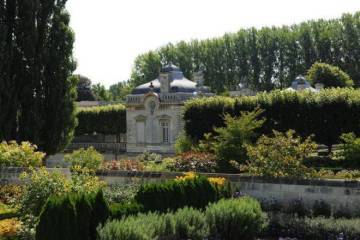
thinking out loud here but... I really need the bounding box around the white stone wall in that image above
[126,102,183,154]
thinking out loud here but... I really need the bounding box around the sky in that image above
[66,0,360,88]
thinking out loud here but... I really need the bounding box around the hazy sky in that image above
[66,0,360,87]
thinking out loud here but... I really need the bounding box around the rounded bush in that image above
[205,197,268,240]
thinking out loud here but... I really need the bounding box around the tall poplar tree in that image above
[0,0,77,155]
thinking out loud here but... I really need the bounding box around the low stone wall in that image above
[1,168,360,212]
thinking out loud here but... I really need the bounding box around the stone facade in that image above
[125,65,213,154]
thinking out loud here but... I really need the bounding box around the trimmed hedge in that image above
[98,197,267,240]
[36,191,109,240]
[184,88,360,148]
[75,104,126,136]
[135,175,231,212]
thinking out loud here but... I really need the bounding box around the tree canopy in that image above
[307,62,354,88]
[129,12,360,93]
[0,0,77,154]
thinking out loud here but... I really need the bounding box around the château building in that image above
[125,65,213,153]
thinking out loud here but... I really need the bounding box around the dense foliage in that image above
[246,130,317,177]
[307,62,354,88]
[65,147,103,171]
[36,191,109,240]
[76,75,96,101]
[19,167,105,217]
[130,12,360,92]
[75,104,126,136]
[0,141,44,167]
[184,89,360,148]
[135,173,231,212]
[206,197,268,240]
[0,0,77,154]
[98,197,267,240]
[339,132,360,168]
[212,110,264,171]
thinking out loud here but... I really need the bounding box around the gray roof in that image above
[131,66,211,94]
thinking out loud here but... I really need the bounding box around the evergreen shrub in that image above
[76,104,126,136]
[183,89,360,148]
[135,175,231,212]
[36,191,109,240]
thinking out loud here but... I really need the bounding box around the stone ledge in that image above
[1,167,359,188]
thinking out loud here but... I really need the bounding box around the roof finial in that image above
[149,81,154,91]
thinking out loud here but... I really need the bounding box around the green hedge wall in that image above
[183,88,360,147]
[75,104,126,136]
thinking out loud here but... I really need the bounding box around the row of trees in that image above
[0,0,77,154]
[76,75,131,102]
[129,12,360,93]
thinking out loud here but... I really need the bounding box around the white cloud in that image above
[66,0,360,87]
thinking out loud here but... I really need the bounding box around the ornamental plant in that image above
[205,197,268,240]
[213,109,265,172]
[246,130,317,177]
[339,132,360,167]
[172,151,217,173]
[0,141,44,167]
[136,174,231,212]
[307,62,354,88]
[19,167,70,216]
[65,147,103,171]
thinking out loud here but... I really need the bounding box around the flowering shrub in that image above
[65,147,103,171]
[246,130,317,177]
[0,218,21,238]
[103,160,144,171]
[208,177,226,186]
[0,141,44,167]
[172,151,217,173]
[137,151,162,162]
[20,167,106,217]
[175,171,197,182]
[70,167,106,194]
[19,167,70,216]
[0,184,22,206]
[104,184,140,204]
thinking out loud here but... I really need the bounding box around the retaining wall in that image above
[1,168,360,212]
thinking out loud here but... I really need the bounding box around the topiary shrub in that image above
[135,173,231,212]
[36,194,79,240]
[307,62,354,88]
[36,191,109,240]
[205,197,268,240]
